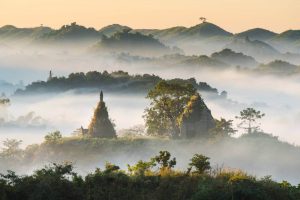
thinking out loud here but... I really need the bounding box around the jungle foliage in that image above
[0,151,299,200]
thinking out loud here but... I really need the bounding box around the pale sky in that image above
[0,0,299,33]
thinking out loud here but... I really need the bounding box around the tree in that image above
[44,131,62,144]
[0,96,10,106]
[189,154,211,174]
[0,139,23,159]
[209,118,237,138]
[199,17,207,23]
[104,162,120,174]
[144,81,196,137]
[127,160,155,176]
[235,108,265,134]
[152,151,176,171]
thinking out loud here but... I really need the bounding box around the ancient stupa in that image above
[88,91,116,138]
[179,93,215,138]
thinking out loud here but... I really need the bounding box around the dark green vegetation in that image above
[145,81,197,137]
[14,70,219,95]
[0,150,299,200]
[144,80,215,138]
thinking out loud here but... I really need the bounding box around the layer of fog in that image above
[1,44,300,184]
[1,44,300,145]
[0,93,148,147]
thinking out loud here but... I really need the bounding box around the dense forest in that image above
[15,70,219,95]
[0,150,299,200]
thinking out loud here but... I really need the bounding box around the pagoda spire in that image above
[100,90,103,102]
[48,70,53,81]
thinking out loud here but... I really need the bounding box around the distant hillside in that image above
[275,30,300,42]
[115,51,257,69]
[99,24,132,37]
[235,28,277,41]
[256,60,300,75]
[181,55,228,68]
[0,25,52,43]
[0,80,24,95]
[15,70,219,95]
[134,22,233,55]
[137,22,232,42]
[269,30,300,53]
[90,31,180,56]
[211,48,259,68]
[135,26,187,41]
[1,22,300,56]
[35,22,102,45]
[184,22,233,38]
[225,37,280,62]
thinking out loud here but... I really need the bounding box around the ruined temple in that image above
[88,91,116,138]
[179,93,215,138]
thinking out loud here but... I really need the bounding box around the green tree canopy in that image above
[144,81,196,137]
[209,118,237,138]
[151,151,176,171]
[189,154,211,174]
[236,108,265,134]
[44,131,62,144]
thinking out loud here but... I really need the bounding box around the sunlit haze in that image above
[1,0,299,32]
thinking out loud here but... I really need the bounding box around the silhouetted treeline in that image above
[15,70,218,95]
[0,151,299,200]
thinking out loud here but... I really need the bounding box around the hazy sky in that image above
[0,0,299,33]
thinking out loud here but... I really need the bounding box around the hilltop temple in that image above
[87,91,116,138]
[179,93,215,138]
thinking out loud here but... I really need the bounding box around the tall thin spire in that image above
[48,70,53,81]
[100,90,103,102]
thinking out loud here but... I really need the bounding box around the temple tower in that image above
[88,91,116,138]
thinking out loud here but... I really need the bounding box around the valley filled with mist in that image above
[1,21,300,195]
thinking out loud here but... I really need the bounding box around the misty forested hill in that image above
[136,22,233,43]
[1,22,300,63]
[211,48,259,67]
[256,60,300,75]
[1,132,300,186]
[0,25,52,43]
[269,30,300,53]
[2,134,300,200]
[180,55,228,68]
[99,24,132,37]
[35,22,102,44]
[15,70,219,95]
[235,28,277,41]
[225,37,281,62]
[90,31,180,56]
[1,22,300,48]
